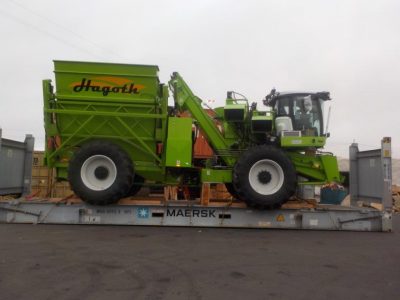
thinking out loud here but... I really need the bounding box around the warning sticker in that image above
[276,214,285,222]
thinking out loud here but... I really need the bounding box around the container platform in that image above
[0,197,392,232]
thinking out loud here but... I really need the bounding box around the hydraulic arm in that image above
[169,72,235,166]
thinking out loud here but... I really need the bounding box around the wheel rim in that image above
[248,159,284,195]
[80,155,117,191]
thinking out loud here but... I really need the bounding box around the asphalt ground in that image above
[0,216,399,300]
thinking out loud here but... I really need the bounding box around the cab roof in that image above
[264,91,331,107]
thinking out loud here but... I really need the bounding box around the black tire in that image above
[233,145,297,209]
[68,141,134,205]
[126,175,145,197]
[225,183,240,200]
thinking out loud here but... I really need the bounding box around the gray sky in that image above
[0,0,399,158]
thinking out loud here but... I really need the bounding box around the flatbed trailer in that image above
[0,197,392,232]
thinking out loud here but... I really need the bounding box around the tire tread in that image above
[233,145,297,209]
[68,141,134,205]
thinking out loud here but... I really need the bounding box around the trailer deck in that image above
[0,198,392,232]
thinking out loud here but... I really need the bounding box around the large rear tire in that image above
[233,145,297,208]
[68,141,134,205]
[225,183,240,200]
[126,175,145,197]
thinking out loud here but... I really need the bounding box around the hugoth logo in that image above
[70,76,145,96]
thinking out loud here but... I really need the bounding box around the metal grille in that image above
[282,131,301,137]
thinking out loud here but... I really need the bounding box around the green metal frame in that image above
[286,151,342,184]
[165,117,193,168]
[44,61,169,181]
[201,169,232,183]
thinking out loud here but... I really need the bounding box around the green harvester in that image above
[43,61,343,208]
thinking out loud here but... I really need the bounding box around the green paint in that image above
[286,151,343,183]
[165,117,193,168]
[201,169,232,183]
[45,61,166,180]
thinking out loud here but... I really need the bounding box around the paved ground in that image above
[0,216,399,300]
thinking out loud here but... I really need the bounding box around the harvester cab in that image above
[263,89,331,148]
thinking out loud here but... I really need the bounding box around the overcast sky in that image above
[0,0,399,158]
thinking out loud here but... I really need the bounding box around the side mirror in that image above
[325,132,330,138]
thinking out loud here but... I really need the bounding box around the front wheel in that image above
[68,141,134,205]
[225,183,240,200]
[233,145,297,208]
